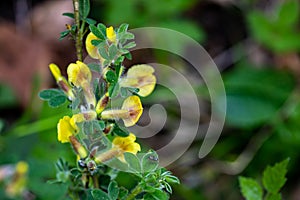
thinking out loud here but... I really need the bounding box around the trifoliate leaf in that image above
[39,89,63,100]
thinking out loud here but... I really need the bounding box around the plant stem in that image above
[72,0,83,61]
[92,175,99,189]
[125,184,143,200]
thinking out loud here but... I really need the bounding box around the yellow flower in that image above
[5,161,29,198]
[96,92,109,114]
[49,63,74,99]
[15,162,28,175]
[113,133,141,155]
[120,64,156,97]
[67,61,92,87]
[85,32,105,64]
[67,61,96,106]
[57,114,84,143]
[106,26,116,43]
[101,95,143,127]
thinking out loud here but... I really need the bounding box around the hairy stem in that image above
[72,0,83,61]
[125,184,143,200]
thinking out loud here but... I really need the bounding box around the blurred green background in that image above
[0,0,300,199]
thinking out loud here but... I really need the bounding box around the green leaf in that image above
[62,12,74,18]
[221,65,295,128]
[86,18,97,25]
[124,52,132,60]
[113,123,129,137]
[97,23,107,37]
[99,120,105,130]
[120,88,128,97]
[106,70,117,83]
[91,39,102,46]
[239,177,263,200]
[118,187,128,200]
[108,82,120,98]
[88,63,101,72]
[79,0,90,18]
[141,151,159,173]
[124,152,141,173]
[90,25,105,40]
[165,174,180,184]
[59,30,70,40]
[39,89,63,100]
[91,189,110,200]
[48,95,67,108]
[108,44,118,60]
[118,23,129,34]
[108,181,119,200]
[277,0,299,28]
[123,41,136,49]
[262,158,289,194]
[266,193,282,200]
[143,189,169,200]
[98,46,110,60]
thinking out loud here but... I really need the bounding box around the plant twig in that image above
[72,0,83,61]
[125,184,143,200]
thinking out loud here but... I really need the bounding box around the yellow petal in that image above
[67,61,92,87]
[106,26,116,43]
[49,63,62,82]
[86,32,100,59]
[15,162,28,175]
[121,96,143,127]
[57,116,75,143]
[70,113,85,130]
[120,64,156,97]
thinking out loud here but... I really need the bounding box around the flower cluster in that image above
[40,24,156,171]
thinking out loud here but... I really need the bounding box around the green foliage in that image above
[39,89,67,108]
[247,0,300,52]
[222,64,295,128]
[239,177,263,200]
[239,159,289,200]
[262,158,289,194]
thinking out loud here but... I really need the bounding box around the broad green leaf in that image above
[266,193,282,200]
[48,95,67,108]
[108,181,119,200]
[277,0,299,28]
[141,151,159,173]
[165,174,180,184]
[91,189,110,200]
[79,0,90,18]
[124,52,132,60]
[221,65,294,128]
[124,152,141,173]
[86,18,97,25]
[143,189,169,200]
[262,158,289,194]
[239,177,263,200]
[39,89,63,100]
